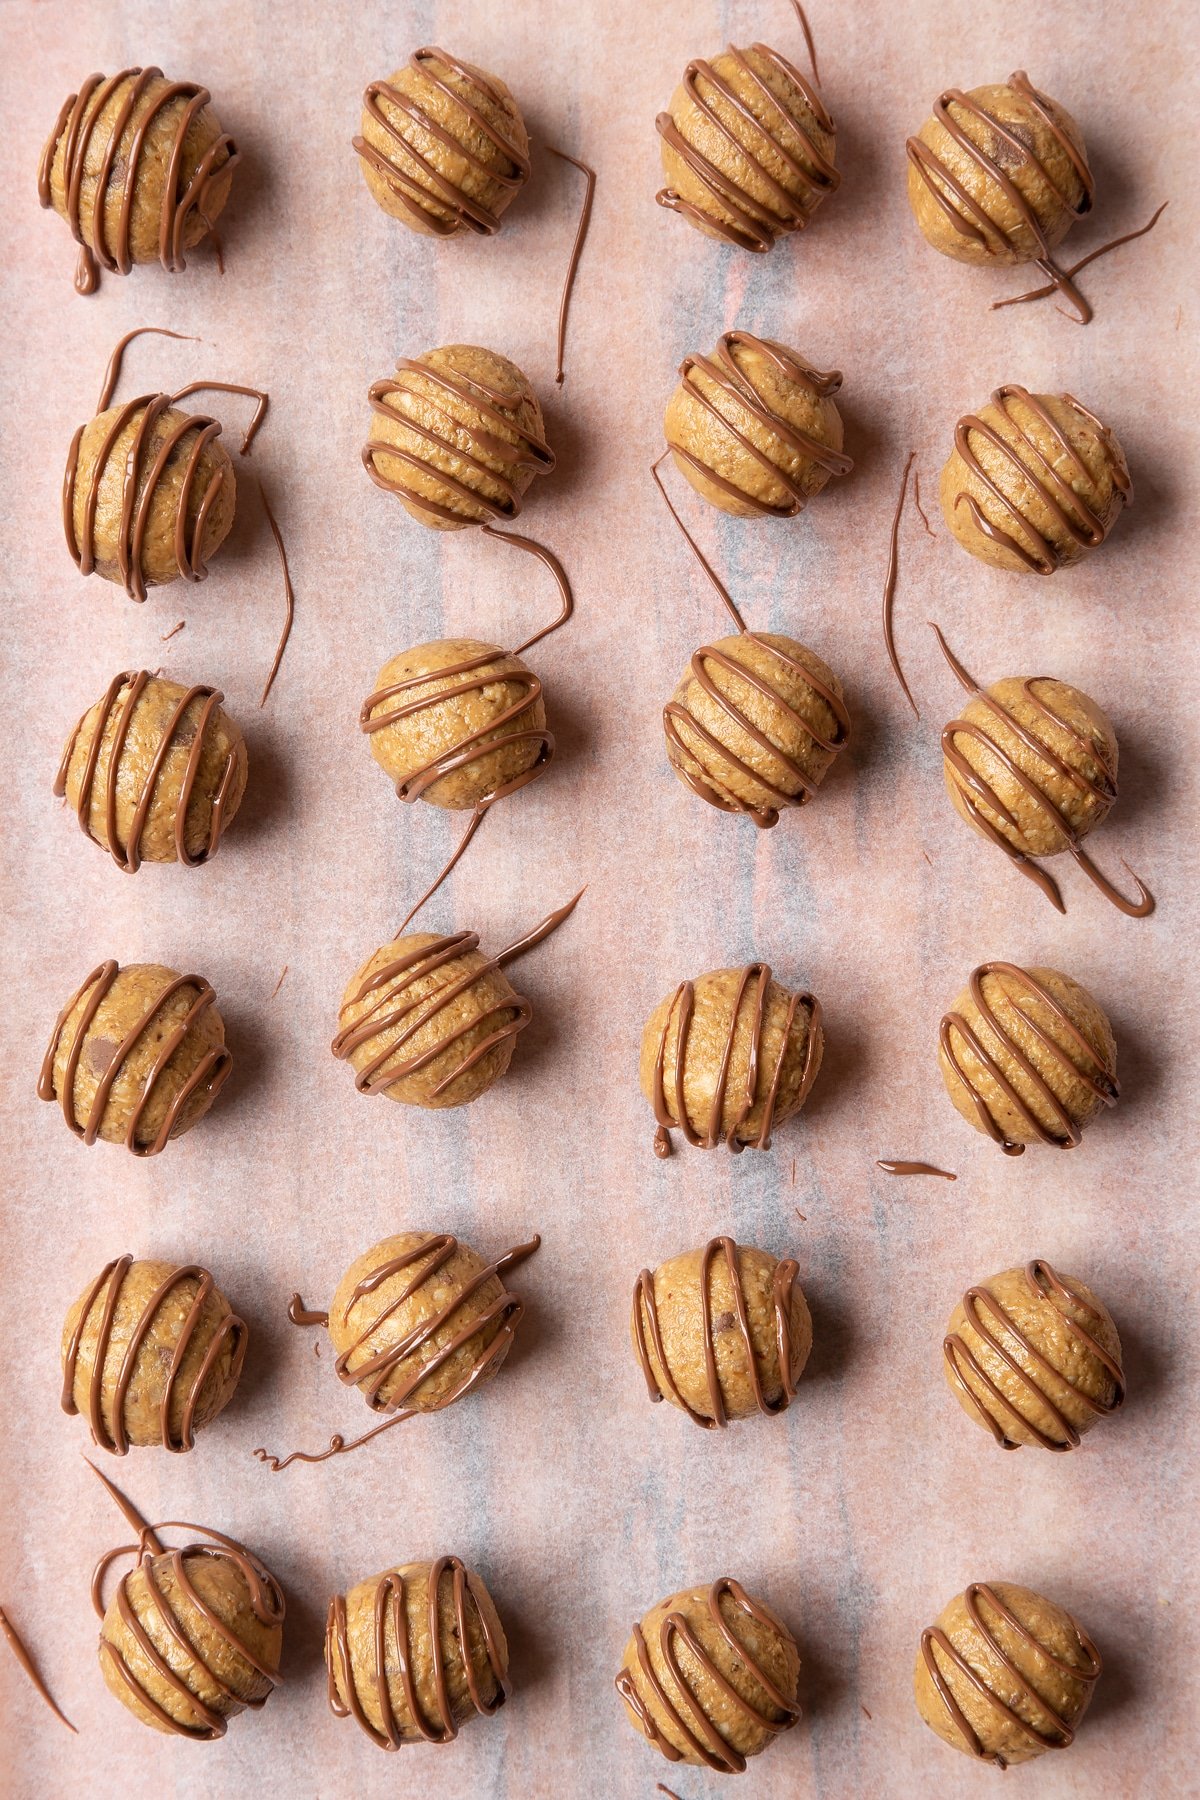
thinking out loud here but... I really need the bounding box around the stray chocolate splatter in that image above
[161,620,186,642]
[270,965,289,1000]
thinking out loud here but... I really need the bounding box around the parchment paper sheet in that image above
[1,1,1197,1795]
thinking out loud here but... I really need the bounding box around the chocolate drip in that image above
[906,72,1095,320]
[0,1608,76,1732]
[54,670,239,873]
[945,1259,1125,1451]
[933,624,1153,916]
[255,1236,539,1472]
[993,200,1169,314]
[876,1160,956,1179]
[38,69,238,293]
[656,3,838,252]
[652,965,820,1155]
[326,1556,508,1746]
[615,1579,800,1772]
[949,386,1129,575]
[633,1237,801,1428]
[939,962,1118,1156]
[920,1583,1100,1767]
[38,961,232,1156]
[882,452,920,717]
[91,1521,284,1740]
[62,1255,248,1454]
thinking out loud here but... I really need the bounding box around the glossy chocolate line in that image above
[85,1456,163,1554]
[992,200,1169,313]
[38,69,238,293]
[38,961,232,1156]
[882,452,920,717]
[258,481,295,705]
[945,1258,1124,1451]
[326,1556,508,1746]
[0,1607,77,1732]
[256,1237,539,1472]
[616,1579,800,1772]
[939,961,1118,1156]
[633,1237,800,1428]
[54,670,238,873]
[62,1255,247,1454]
[546,147,595,384]
[921,1582,1100,1767]
[876,1160,956,1179]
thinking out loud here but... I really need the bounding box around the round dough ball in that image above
[66,398,237,598]
[57,671,248,870]
[354,50,529,236]
[617,1577,801,1771]
[62,1255,247,1453]
[906,75,1090,266]
[332,931,529,1108]
[39,960,232,1155]
[938,962,1117,1155]
[640,964,823,1154]
[97,1531,284,1738]
[363,344,551,531]
[944,1259,1124,1451]
[914,1581,1100,1767]
[657,44,837,250]
[632,1238,811,1426]
[940,386,1130,575]
[361,639,550,808]
[665,331,850,518]
[326,1556,508,1746]
[665,631,849,825]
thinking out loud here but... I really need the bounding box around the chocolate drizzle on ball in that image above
[633,1237,801,1428]
[254,1235,539,1472]
[944,1259,1125,1452]
[939,962,1118,1156]
[920,1583,1101,1767]
[62,1255,248,1454]
[615,1578,801,1772]
[325,1556,509,1746]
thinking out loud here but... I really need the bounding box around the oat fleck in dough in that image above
[326,1557,508,1747]
[914,1581,1100,1767]
[943,1260,1124,1452]
[57,672,247,870]
[616,1577,801,1771]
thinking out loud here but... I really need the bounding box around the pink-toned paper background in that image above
[1,1,1197,1795]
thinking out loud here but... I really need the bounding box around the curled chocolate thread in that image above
[939,961,1118,1156]
[54,670,239,873]
[950,386,1129,575]
[945,1259,1125,1451]
[38,69,238,294]
[882,452,921,717]
[616,1578,800,1772]
[255,1236,539,1472]
[933,624,1153,917]
[877,1160,956,1179]
[656,2,837,251]
[0,1607,76,1732]
[633,1237,801,1428]
[92,1521,284,1740]
[993,200,1169,314]
[326,1556,508,1746]
[38,960,232,1156]
[62,1255,248,1454]
[920,1583,1101,1767]
[652,965,820,1156]
[906,72,1095,320]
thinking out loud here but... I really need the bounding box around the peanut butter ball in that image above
[656,40,837,250]
[56,671,248,871]
[915,1581,1100,1767]
[616,1577,801,1772]
[641,963,823,1156]
[944,1259,1124,1452]
[665,632,849,825]
[354,50,529,237]
[361,639,550,807]
[363,344,552,530]
[940,386,1130,575]
[39,960,232,1155]
[62,1255,247,1453]
[326,1556,509,1747]
[39,68,238,294]
[938,962,1117,1155]
[633,1237,811,1428]
[95,1525,283,1738]
[665,331,850,518]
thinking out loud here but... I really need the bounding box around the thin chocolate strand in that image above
[877,1160,956,1179]
[258,481,295,705]
[395,806,489,937]
[0,1608,77,1732]
[993,200,1169,314]
[84,1457,164,1554]
[882,452,920,717]
[544,147,595,384]
[480,525,573,652]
